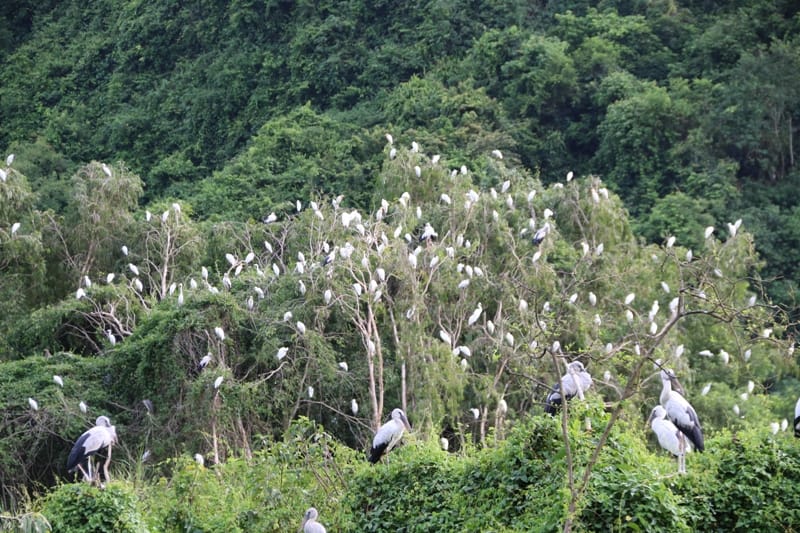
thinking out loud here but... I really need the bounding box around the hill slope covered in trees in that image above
[1,1,800,531]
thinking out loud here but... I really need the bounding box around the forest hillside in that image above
[1,1,799,531]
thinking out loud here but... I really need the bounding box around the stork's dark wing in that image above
[544,383,562,415]
[66,432,91,472]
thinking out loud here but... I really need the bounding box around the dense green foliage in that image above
[42,484,145,533]
[2,0,800,531]
[22,412,800,532]
[1,0,799,313]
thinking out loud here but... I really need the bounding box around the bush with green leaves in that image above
[677,427,800,531]
[41,483,147,533]
[140,418,360,532]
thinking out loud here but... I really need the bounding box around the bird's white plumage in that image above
[544,361,593,414]
[649,406,684,456]
[67,416,117,481]
[370,408,411,463]
[649,405,687,473]
[302,507,327,533]
[660,370,704,451]
[565,361,592,399]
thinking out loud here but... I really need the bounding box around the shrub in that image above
[41,483,147,533]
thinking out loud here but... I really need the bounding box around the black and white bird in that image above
[198,354,212,372]
[648,405,687,474]
[321,247,337,266]
[660,369,704,452]
[369,408,411,463]
[794,396,800,438]
[301,507,326,533]
[67,416,118,483]
[532,223,551,246]
[419,223,438,244]
[544,361,593,415]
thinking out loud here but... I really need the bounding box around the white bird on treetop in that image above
[544,361,593,414]
[468,303,483,326]
[369,408,411,463]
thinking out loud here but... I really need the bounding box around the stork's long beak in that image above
[401,412,411,431]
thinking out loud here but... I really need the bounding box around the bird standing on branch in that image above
[67,416,118,484]
[369,408,411,463]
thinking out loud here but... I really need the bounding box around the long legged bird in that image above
[301,507,326,533]
[369,408,411,463]
[659,369,704,452]
[67,415,118,483]
[544,361,593,415]
[648,405,688,474]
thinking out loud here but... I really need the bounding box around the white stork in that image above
[301,507,327,533]
[660,369,704,452]
[544,361,593,414]
[369,408,411,463]
[648,405,688,474]
[67,416,118,483]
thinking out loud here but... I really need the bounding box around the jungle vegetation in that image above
[1,0,800,531]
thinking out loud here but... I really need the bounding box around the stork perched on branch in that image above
[544,361,593,415]
[369,408,411,463]
[67,416,118,484]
